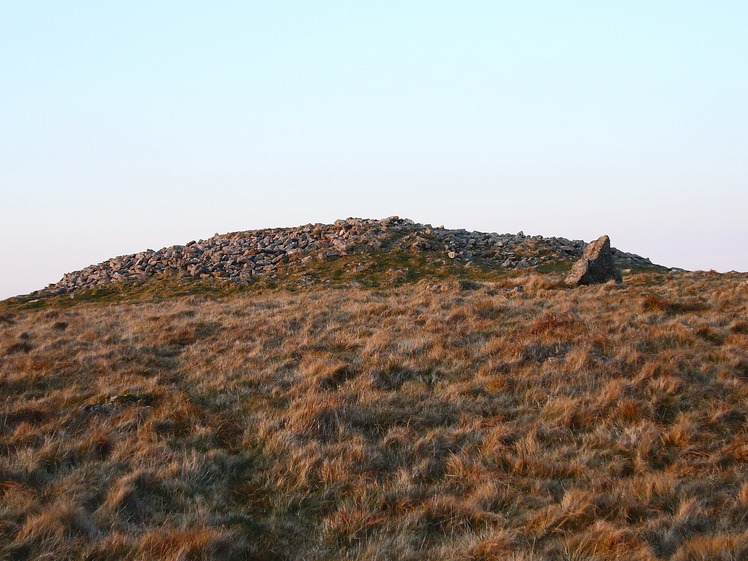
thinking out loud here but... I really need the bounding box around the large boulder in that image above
[565,235,622,286]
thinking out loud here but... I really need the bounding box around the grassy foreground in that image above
[1,271,747,560]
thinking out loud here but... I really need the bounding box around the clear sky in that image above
[2,2,746,299]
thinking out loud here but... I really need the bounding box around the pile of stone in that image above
[42,217,658,294]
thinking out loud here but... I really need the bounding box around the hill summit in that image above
[2,219,747,560]
[43,217,664,297]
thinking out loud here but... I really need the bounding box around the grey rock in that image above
[565,235,622,286]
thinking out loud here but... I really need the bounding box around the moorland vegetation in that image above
[1,221,746,560]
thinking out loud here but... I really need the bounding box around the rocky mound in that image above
[45,217,662,295]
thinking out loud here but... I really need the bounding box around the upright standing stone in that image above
[565,235,622,285]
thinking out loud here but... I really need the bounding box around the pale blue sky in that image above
[2,2,746,299]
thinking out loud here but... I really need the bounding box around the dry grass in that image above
[0,271,747,560]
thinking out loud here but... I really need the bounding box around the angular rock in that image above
[565,235,622,286]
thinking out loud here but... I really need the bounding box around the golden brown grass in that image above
[0,271,747,560]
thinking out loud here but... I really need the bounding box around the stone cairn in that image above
[43,217,655,294]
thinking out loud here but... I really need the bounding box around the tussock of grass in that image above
[0,271,746,559]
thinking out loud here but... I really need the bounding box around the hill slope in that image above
[2,258,747,559]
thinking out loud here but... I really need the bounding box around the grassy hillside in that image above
[1,270,747,560]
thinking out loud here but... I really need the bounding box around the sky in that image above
[1,2,746,299]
